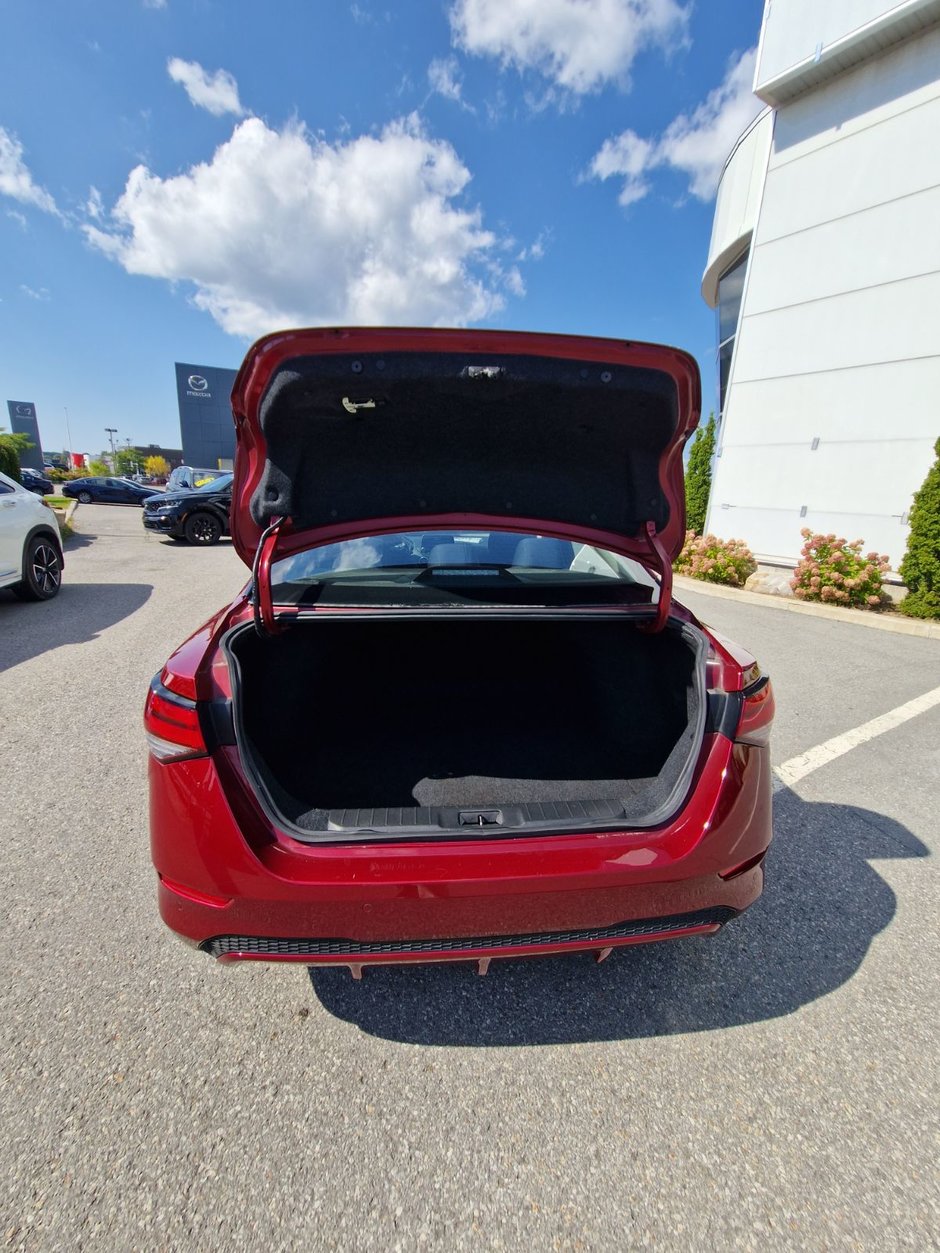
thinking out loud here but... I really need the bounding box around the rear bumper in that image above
[157,864,764,954]
[194,903,743,968]
[150,736,773,967]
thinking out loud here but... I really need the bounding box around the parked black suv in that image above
[20,467,54,496]
[142,473,233,545]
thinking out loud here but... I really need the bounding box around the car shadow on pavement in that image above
[307,793,928,1045]
[0,581,152,672]
[62,530,95,551]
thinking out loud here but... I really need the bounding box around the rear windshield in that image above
[270,530,658,608]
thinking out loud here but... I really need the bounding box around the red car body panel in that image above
[151,737,771,963]
[147,328,774,969]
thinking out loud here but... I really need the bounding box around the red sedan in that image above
[147,328,774,974]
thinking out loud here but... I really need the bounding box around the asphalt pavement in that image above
[1,505,938,1250]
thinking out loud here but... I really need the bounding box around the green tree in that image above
[0,427,33,483]
[114,448,140,476]
[899,436,940,619]
[144,454,170,479]
[88,457,111,476]
[684,412,716,535]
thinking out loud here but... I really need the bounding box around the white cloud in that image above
[0,127,59,216]
[516,230,549,262]
[657,47,762,198]
[20,284,50,301]
[167,58,245,117]
[86,186,104,220]
[84,115,518,337]
[503,266,525,297]
[589,47,761,205]
[7,209,28,229]
[450,0,689,95]
[350,4,387,25]
[143,0,167,9]
[589,130,655,205]
[428,56,465,104]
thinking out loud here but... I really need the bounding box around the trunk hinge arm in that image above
[252,516,287,638]
[640,520,672,634]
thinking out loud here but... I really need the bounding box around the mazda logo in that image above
[187,375,209,391]
[15,403,34,416]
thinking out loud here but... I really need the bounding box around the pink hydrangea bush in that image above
[674,531,757,587]
[790,529,890,609]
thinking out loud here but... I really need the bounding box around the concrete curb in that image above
[673,574,940,641]
[54,500,79,537]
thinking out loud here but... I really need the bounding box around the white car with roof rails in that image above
[0,469,63,601]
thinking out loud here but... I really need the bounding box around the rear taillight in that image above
[144,676,207,763]
[736,674,775,747]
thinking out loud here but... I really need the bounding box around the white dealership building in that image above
[702,0,940,569]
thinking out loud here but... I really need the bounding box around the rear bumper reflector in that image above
[160,875,232,909]
[718,850,767,881]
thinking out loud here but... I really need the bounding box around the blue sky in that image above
[1,0,765,457]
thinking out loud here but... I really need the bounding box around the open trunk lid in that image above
[228,328,701,624]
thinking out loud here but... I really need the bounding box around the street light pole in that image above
[104,427,118,468]
[64,407,74,464]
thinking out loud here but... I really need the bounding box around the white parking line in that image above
[772,684,940,794]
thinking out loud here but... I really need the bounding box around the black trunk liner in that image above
[228,617,702,834]
[291,668,661,811]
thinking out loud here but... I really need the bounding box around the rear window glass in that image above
[270,530,657,608]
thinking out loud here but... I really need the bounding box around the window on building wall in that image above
[716,250,748,417]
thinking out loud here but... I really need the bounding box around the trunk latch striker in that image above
[458,810,503,827]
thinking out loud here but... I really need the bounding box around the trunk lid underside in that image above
[229,330,701,599]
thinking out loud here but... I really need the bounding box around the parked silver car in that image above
[166,466,228,491]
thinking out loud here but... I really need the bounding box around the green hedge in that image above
[899,437,940,619]
[684,413,715,536]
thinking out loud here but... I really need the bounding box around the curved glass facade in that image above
[716,250,748,417]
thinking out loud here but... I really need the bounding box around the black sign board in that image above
[6,401,44,470]
[174,363,238,469]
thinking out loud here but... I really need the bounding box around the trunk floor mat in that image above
[410,774,643,807]
[283,776,666,831]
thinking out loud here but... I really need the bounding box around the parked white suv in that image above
[0,470,63,601]
[166,466,227,491]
